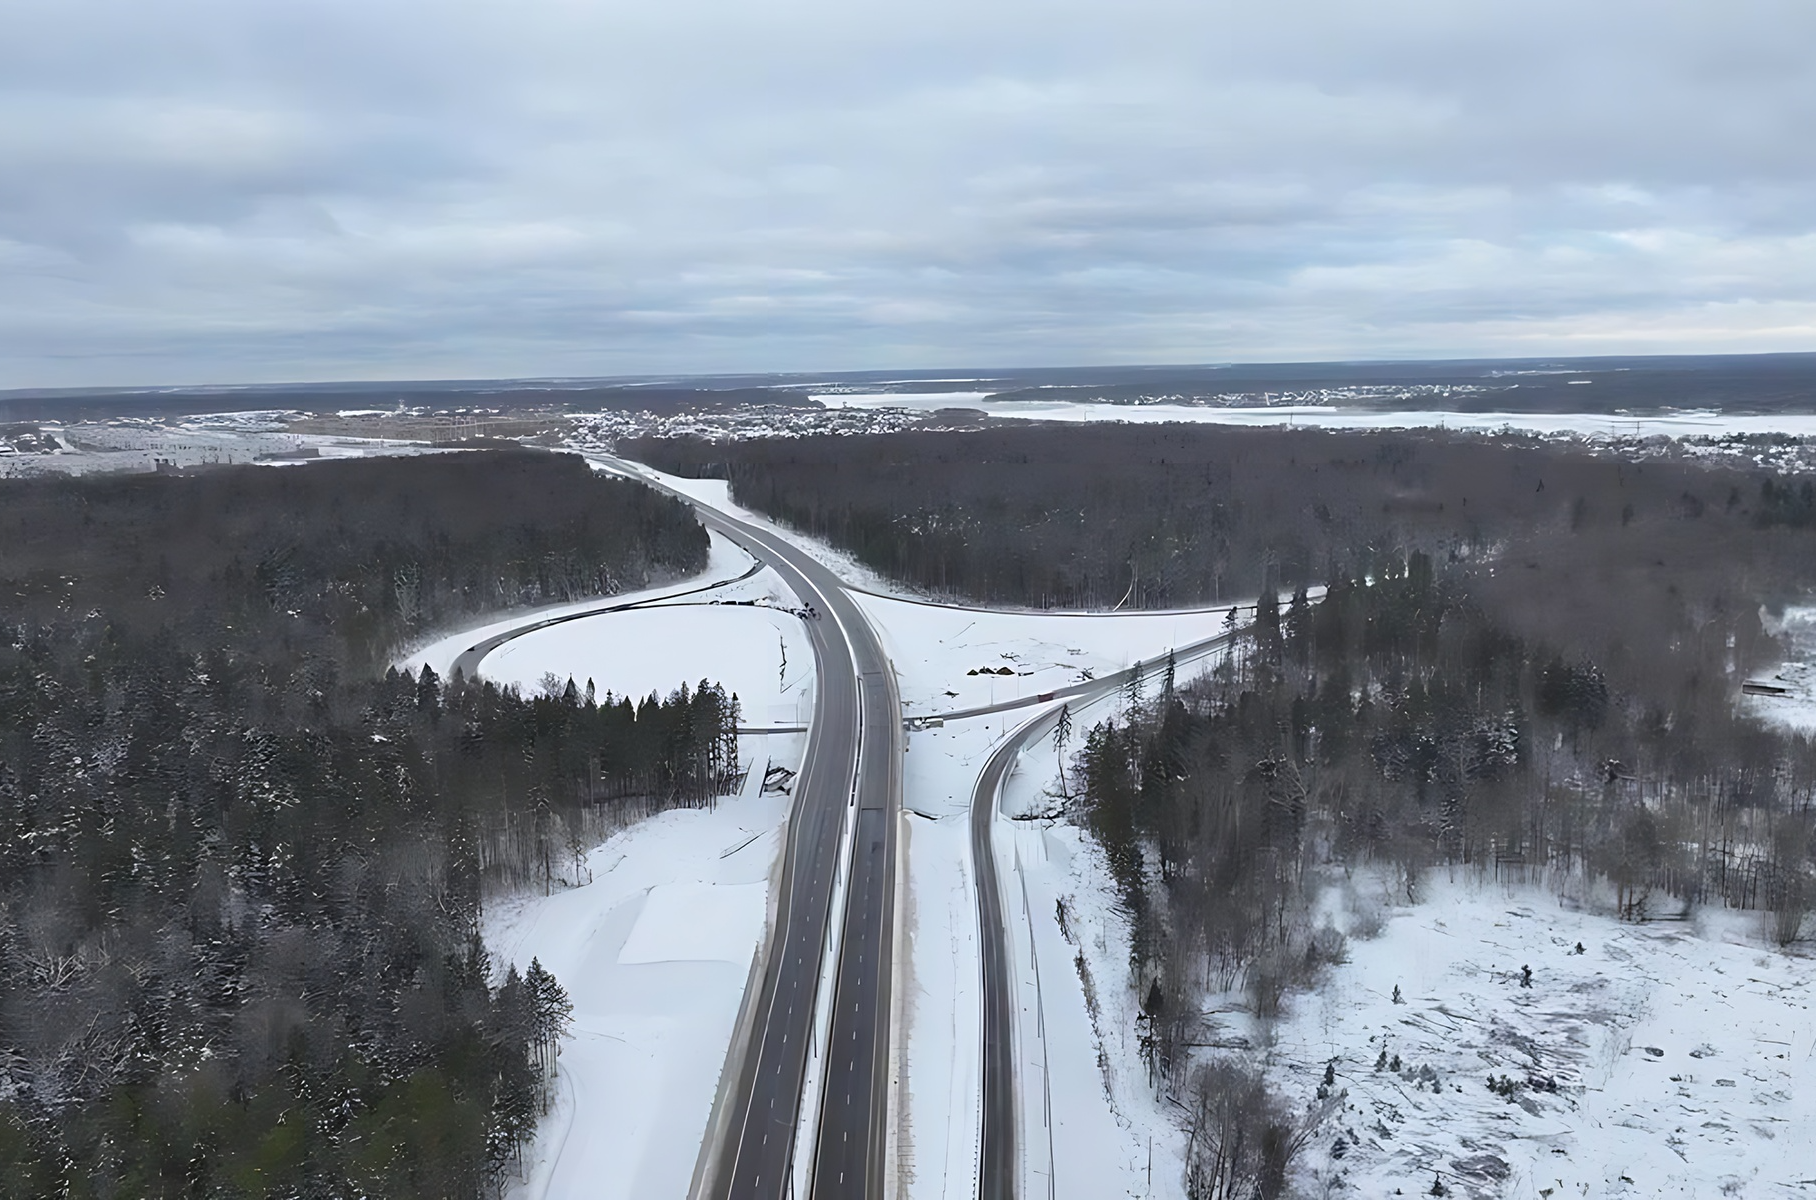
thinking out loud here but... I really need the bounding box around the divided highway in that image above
[453,450,1250,1200]
[584,456,903,1200]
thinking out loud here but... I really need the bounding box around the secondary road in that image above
[585,455,904,1200]
[447,557,764,681]
[969,624,1244,1200]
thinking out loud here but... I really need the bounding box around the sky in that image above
[2,0,1814,387]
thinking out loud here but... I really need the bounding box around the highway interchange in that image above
[450,453,1241,1200]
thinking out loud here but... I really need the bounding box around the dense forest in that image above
[0,450,740,1197]
[629,424,1816,1198]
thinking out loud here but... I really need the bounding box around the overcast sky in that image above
[2,0,1813,387]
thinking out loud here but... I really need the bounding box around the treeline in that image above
[0,450,736,1197]
[623,423,1796,608]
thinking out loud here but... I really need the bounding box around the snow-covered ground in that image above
[1256,874,1816,1200]
[481,599,813,723]
[855,590,1242,722]
[1744,605,1816,734]
[812,391,1816,441]
[400,530,817,728]
[485,758,798,1200]
[0,417,455,477]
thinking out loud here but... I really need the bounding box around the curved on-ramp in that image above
[447,557,765,681]
[969,625,1241,1200]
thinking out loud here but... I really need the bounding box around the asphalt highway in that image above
[583,456,903,1200]
[972,722,1023,1200]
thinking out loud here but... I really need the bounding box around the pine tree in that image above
[1053,703,1074,799]
[523,958,574,1086]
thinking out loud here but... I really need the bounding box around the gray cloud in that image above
[1,0,1813,385]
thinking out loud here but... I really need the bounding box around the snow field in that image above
[5,418,446,477]
[617,881,770,965]
[401,530,818,728]
[1245,872,1816,1199]
[854,589,1241,719]
[482,599,812,723]
[485,753,799,1200]
[812,391,1816,442]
